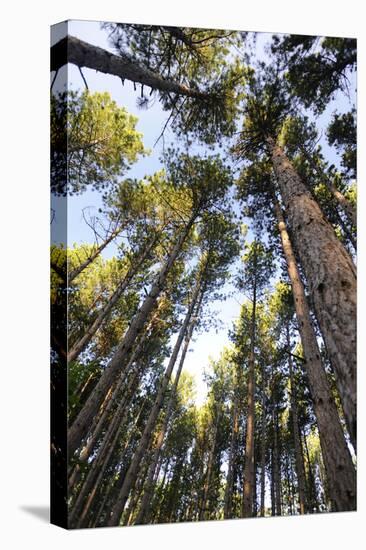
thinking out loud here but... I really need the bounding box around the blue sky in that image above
[51,20,356,405]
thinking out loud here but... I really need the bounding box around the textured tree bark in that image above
[274,201,356,511]
[108,275,202,526]
[268,138,357,452]
[286,326,307,514]
[51,36,211,101]
[68,236,158,363]
[68,215,196,457]
[242,277,257,518]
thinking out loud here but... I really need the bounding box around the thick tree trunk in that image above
[68,215,196,457]
[286,327,307,515]
[274,201,356,511]
[242,278,257,518]
[269,138,357,450]
[68,236,158,362]
[108,275,202,526]
[51,36,211,101]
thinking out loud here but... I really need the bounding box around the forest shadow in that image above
[20,505,50,523]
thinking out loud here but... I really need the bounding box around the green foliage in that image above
[103,23,248,143]
[51,90,147,195]
[271,35,356,113]
[327,109,356,177]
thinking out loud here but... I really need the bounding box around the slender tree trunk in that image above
[274,201,356,511]
[335,209,357,252]
[269,138,357,450]
[125,460,151,526]
[301,145,356,227]
[69,388,148,528]
[108,274,202,526]
[286,326,307,515]
[242,275,257,518]
[135,294,202,525]
[272,404,282,516]
[270,448,276,516]
[76,307,162,466]
[68,236,158,362]
[302,428,319,513]
[224,392,239,519]
[68,326,152,493]
[259,367,266,517]
[51,36,212,101]
[68,215,196,457]
[77,399,146,527]
[68,225,123,283]
[200,410,220,521]
[284,453,293,515]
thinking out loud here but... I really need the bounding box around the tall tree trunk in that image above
[75,301,165,467]
[284,452,293,515]
[69,387,148,528]
[68,214,196,457]
[286,325,307,515]
[270,447,276,516]
[200,409,221,521]
[274,201,356,511]
[68,235,158,362]
[51,36,212,101]
[242,272,257,518]
[269,138,357,450]
[224,391,239,519]
[272,403,282,516]
[77,402,144,529]
[259,366,267,517]
[124,460,150,526]
[135,292,203,525]
[108,274,202,526]
[302,428,319,513]
[68,324,154,493]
